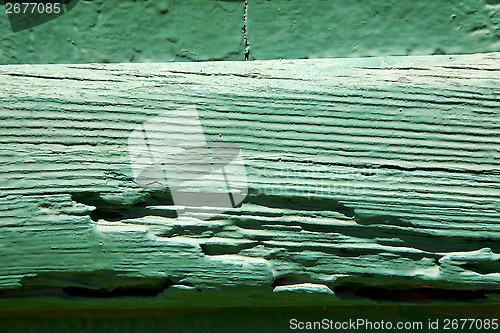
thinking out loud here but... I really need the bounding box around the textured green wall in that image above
[0,0,245,64]
[246,0,500,60]
[1,0,499,64]
[1,0,499,65]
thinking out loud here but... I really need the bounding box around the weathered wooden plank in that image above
[0,53,499,309]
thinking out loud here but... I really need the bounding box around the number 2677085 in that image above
[5,2,61,14]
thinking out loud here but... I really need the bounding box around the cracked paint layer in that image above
[0,53,499,309]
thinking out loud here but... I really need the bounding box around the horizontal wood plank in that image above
[0,53,499,308]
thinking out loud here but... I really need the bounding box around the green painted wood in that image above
[0,0,245,64]
[0,53,499,310]
[246,0,500,60]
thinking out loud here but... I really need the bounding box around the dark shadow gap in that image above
[334,285,488,302]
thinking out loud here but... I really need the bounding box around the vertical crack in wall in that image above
[243,0,249,60]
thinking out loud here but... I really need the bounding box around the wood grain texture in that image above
[0,53,499,309]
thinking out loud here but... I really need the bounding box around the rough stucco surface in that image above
[1,0,499,64]
[0,0,245,64]
[246,0,499,60]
